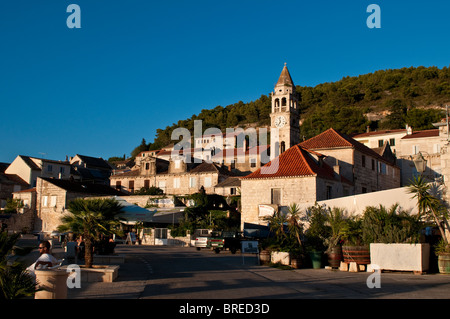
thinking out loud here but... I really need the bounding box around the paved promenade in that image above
[68,245,450,300]
[14,236,450,301]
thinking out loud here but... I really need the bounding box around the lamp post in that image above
[412,151,427,174]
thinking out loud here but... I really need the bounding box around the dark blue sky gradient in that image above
[1,0,449,162]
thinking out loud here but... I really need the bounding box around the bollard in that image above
[34,269,69,299]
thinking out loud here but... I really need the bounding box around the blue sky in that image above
[1,0,450,163]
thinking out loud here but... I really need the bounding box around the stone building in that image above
[299,128,401,195]
[70,154,113,185]
[5,155,72,187]
[240,144,352,229]
[110,155,235,196]
[353,123,448,185]
[0,165,29,210]
[17,177,126,234]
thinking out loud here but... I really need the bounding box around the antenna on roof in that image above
[38,152,46,159]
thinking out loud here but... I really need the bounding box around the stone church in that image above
[240,64,401,229]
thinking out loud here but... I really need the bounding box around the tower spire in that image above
[276,63,294,87]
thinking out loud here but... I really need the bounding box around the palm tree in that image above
[57,198,124,268]
[286,203,304,249]
[0,232,38,299]
[408,175,448,245]
[323,207,346,252]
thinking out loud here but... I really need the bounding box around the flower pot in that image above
[309,251,323,269]
[291,255,304,269]
[438,254,450,274]
[259,250,271,265]
[328,246,343,268]
[342,246,370,265]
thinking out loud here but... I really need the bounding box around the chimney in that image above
[406,124,412,135]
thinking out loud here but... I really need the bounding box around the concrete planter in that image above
[35,269,69,299]
[370,243,430,273]
[61,265,120,282]
[271,251,290,265]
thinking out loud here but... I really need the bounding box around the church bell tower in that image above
[270,63,300,157]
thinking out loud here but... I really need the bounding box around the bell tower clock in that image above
[270,63,300,156]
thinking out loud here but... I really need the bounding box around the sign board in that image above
[241,241,259,254]
[258,204,276,218]
[126,232,137,244]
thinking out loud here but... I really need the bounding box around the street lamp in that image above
[412,152,427,174]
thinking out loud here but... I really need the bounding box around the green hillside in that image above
[130,65,450,157]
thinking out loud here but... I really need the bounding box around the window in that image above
[154,228,168,240]
[144,180,150,188]
[158,181,166,189]
[326,186,332,199]
[129,181,135,193]
[230,187,236,195]
[175,160,181,169]
[362,187,367,194]
[378,140,384,147]
[47,165,53,172]
[189,177,196,188]
[145,163,150,170]
[50,196,57,207]
[433,144,441,154]
[59,167,65,174]
[250,158,256,168]
[115,181,121,190]
[379,163,386,175]
[173,178,180,188]
[372,159,375,171]
[362,155,366,168]
[204,177,212,188]
[271,188,281,205]
[389,138,395,146]
[42,196,48,207]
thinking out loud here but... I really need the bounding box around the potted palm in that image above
[341,216,370,266]
[304,204,330,269]
[260,203,305,267]
[435,239,450,274]
[57,198,124,282]
[286,203,305,268]
[408,176,449,274]
[363,204,429,273]
[323,207,346,268]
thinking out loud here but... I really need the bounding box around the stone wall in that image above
[140,228,191,247]
[1,207,35,233]
[110,171,221,196]
[240,176,318,229]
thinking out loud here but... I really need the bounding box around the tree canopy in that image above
[131,65,450,155]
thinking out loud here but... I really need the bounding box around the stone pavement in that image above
[66,245,450,300]
[14,236,450,300]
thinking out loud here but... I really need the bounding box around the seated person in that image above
[26,240,59,280]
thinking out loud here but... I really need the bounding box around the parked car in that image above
[193,229,211,250]
[207,231,242,254]
[195,236,209,250]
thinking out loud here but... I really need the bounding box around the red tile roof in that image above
[241,145,336,180]
[212,145,270,159]
[299,128,396,165]
[352,129,407,138]
[401,129,439,139]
